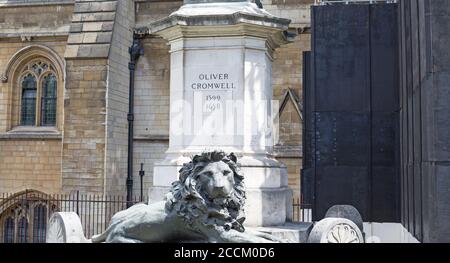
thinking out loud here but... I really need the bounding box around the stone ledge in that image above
[273,145,303,158]
[250,222,313,243]
[134,135,169,142]
[0,0,74,7]
[0,128,62,140]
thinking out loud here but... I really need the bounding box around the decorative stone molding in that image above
[20,35,33,42]
[1,45,65,84]
[307,218,364,243]
[0,75,6,83]
[325,205,364,232]
[279,88,303,120]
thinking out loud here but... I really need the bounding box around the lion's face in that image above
[196,161,235,199]
[166,151,246,232]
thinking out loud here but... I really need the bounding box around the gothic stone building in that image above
[0,0,311,242]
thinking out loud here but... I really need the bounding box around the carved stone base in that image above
[307,218,364,243]
[46,212,90,243]
[249,222,313,243]
[149,186,292,227]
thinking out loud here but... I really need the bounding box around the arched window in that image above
[17,217,28,243]
[20,74,37,126]
[3,217,15,243]
[33,205,47,243]
[18,60,58,127]
[41,73,57,126]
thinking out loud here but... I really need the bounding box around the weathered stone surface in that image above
[46,212,90,243]
[250,222,313,243]
[325,205,364,232]
[307,218,364,243]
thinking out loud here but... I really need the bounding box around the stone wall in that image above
[62,59,108,194]
[0,1,71,196]
[0,139,62,194]
[0,41,67,131]
[0,2,73,36]
[104,0,134,195]
[134,1,173,197]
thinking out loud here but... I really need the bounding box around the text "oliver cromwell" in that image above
[191,73,236,90]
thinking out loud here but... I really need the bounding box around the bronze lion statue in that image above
[91,151,286,243]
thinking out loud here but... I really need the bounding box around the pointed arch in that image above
[0,189,59,243]
[1,45,65,84]
[1,45,65,130]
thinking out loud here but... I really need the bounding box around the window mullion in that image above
[36,78,42,127]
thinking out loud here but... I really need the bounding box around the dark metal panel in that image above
[370,4,400,112]
[435,165,450,242]
[301,51,314,205]
[315,112,370,167]
[371,112,397,167]
[372,166,398,221]
[309,3,401,223]
[432,72,450,161]
[399,0,408,228]
[371,112,400,222]
[430,3,450,73]
[313,4,370,112]
[314,166,370,221]
[413,162,423,239]
[403,0,416,234]
[302,51,312,170]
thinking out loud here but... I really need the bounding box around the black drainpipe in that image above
[127,33,144,208]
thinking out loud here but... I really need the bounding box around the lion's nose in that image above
[214,185,224,191]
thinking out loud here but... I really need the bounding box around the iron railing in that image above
[0,191,312,243]
[0,191,143,243]
[292,198,313,222]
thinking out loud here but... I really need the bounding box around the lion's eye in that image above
[223,170,231,176]
[202,171,213,177]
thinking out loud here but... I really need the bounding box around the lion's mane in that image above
[164,151,246,232]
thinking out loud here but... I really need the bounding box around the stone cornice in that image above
[0,0,74,7]
[149,12,290,32]
[0,129,62,140]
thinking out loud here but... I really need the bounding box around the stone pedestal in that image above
[146,0,293,227]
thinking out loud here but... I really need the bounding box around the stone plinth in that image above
[146,1,293,227]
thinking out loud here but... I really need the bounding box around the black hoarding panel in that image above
[315,112,370,167]
[302,51,314,205]
[309,3,400,223]
[372,166,399,221]
[300,168,314,205]
[435,165,450,242]
[372,112,398,167]
[372,112,400,222]
[370,4,400,112]
[303,51,312,169]
[315,166,370,221]
[413,162,423,240]
[313,4,370,112]
[433,73,450,161]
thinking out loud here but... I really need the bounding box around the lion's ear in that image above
[229,153,237,163]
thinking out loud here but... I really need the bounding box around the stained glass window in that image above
[41,73,57,126]
[3,217,14,243]
[33,205,47,243]
[20,73,37,126]
[17,217,28,243]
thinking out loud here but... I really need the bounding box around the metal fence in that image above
[0,191,312,243]
[0,191,143,243]
[292,198,313,222]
